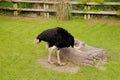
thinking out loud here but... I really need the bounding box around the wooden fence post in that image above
[87,5,90,19]
[46,4,49,17]
[84,5,90,19]
[84,5,87,19]
[13,2,18,16]
[43,2,46,17]
[43,1,49,18]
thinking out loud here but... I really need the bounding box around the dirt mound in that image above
[37,57,79,73]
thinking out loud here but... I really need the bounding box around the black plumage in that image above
[36,27,74,49]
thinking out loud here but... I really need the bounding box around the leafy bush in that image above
[0,2,13,7]
[18,3,31,8]
[0,2,31,8]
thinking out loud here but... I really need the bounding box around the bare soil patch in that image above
[37,57,80,73]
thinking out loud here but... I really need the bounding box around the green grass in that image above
[0,16,120,80]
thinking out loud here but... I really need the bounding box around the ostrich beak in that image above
[34,39,39,45]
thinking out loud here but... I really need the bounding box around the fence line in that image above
[1,0,120,5]
[0,0,120,19]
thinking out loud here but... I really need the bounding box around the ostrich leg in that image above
[57,50,66,66]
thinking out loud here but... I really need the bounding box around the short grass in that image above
[0,16,120,80]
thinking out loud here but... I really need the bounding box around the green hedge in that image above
[0,2,31,8]
[0,2,13,7]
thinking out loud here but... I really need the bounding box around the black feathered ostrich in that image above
[34,27,74,65]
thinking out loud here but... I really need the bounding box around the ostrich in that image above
[34,27,74,65]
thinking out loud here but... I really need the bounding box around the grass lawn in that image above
[0,16,120,80]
